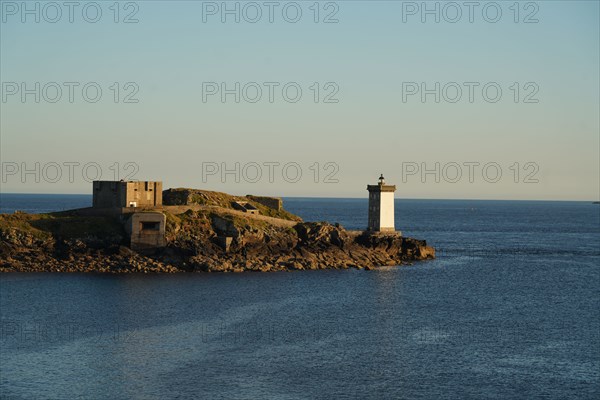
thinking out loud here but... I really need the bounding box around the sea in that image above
[0,194,599,399]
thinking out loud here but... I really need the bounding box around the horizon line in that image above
[0,192,598,203]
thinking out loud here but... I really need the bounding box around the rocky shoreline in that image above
[0,199,435,273]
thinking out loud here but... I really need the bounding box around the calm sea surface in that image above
[1,194,599,399]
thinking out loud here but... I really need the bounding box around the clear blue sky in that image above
[1,0,598,200]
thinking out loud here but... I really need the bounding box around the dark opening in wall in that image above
[140,221,160,231]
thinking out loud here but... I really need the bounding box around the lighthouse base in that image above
[368,227,398,233]
[364,229,402,236]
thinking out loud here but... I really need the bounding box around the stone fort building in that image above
[92,180,165,251]
[93,180,162,209]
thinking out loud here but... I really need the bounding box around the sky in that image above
[1,0,599,200]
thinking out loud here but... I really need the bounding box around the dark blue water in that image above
[0,193,92,214]
[1,195,599,399]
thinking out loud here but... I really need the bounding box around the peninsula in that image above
[0,180,435,273]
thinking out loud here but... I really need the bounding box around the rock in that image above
[291,261,304,270]
[119,246,135,257]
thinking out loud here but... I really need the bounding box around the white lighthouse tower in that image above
[367,174,396,232]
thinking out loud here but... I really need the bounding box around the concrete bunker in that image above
[124,212,166,252]
[232,201,259,215]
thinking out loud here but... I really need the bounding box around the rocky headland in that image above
[0,189,435,273]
